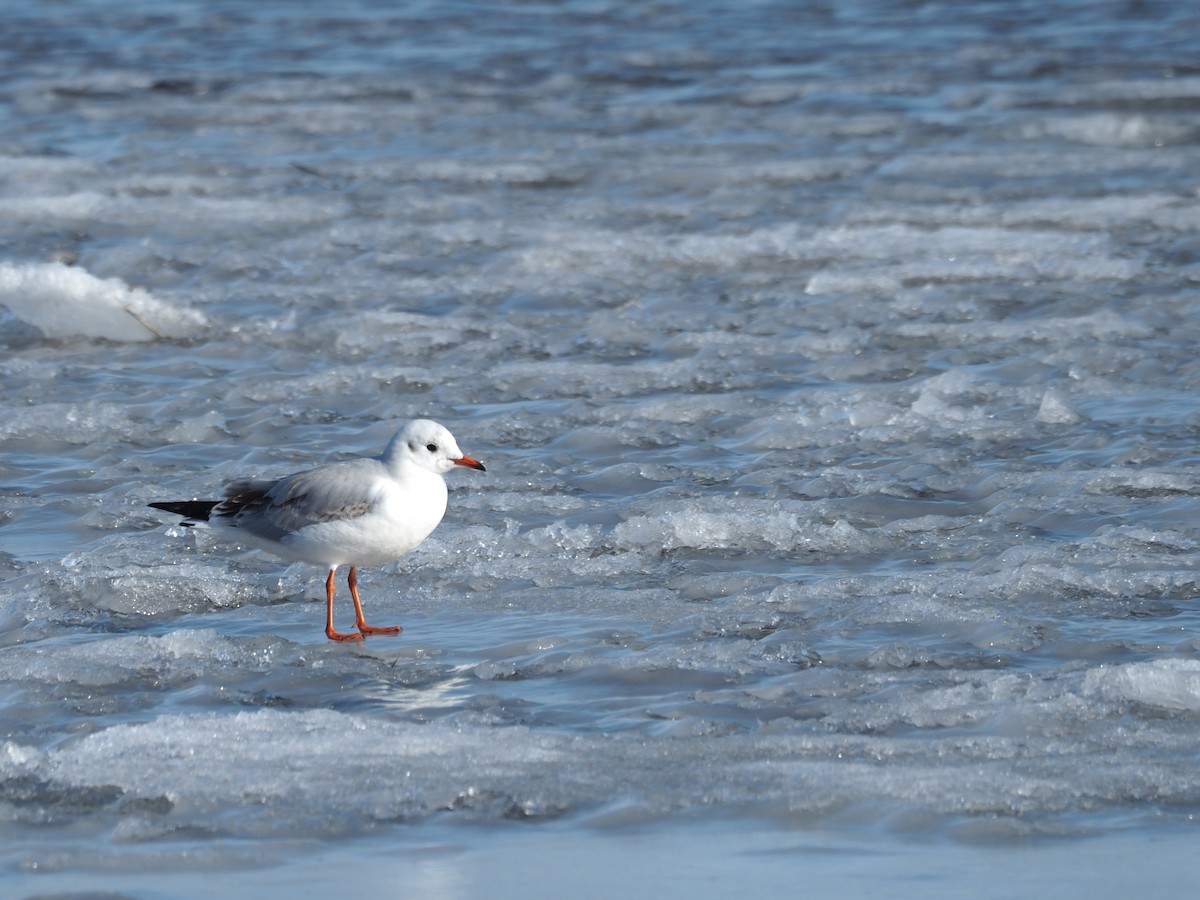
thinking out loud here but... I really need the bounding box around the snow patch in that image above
[0,262,208,341]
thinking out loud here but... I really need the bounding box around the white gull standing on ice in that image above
[149,419,486,641]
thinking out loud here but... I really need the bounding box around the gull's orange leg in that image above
[348,566,402,636]
[325,567,363,642]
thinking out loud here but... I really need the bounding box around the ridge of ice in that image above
[0,261,208,342]
[1082,659,1200,712]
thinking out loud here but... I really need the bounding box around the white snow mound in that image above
[0,261,208,341]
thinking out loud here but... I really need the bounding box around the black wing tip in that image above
[148,500,219,521]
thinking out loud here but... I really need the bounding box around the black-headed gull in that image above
[149,419,485,642]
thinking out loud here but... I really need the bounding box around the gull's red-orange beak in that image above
[454,455,486,472]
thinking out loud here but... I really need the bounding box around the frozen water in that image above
[3,0,1200,895]
[0,262,208,341]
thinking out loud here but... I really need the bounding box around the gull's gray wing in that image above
[213,459,383,542]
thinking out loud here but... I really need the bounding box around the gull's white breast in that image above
[277,467,449,567]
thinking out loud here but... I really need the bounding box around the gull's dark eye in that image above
[426,443,438,453]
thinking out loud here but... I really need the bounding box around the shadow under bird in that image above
[148,419,485,641]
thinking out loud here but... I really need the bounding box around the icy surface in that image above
[2,0,1200,894]
[0,262,208,341]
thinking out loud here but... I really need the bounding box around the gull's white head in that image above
[385,419,486,475]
